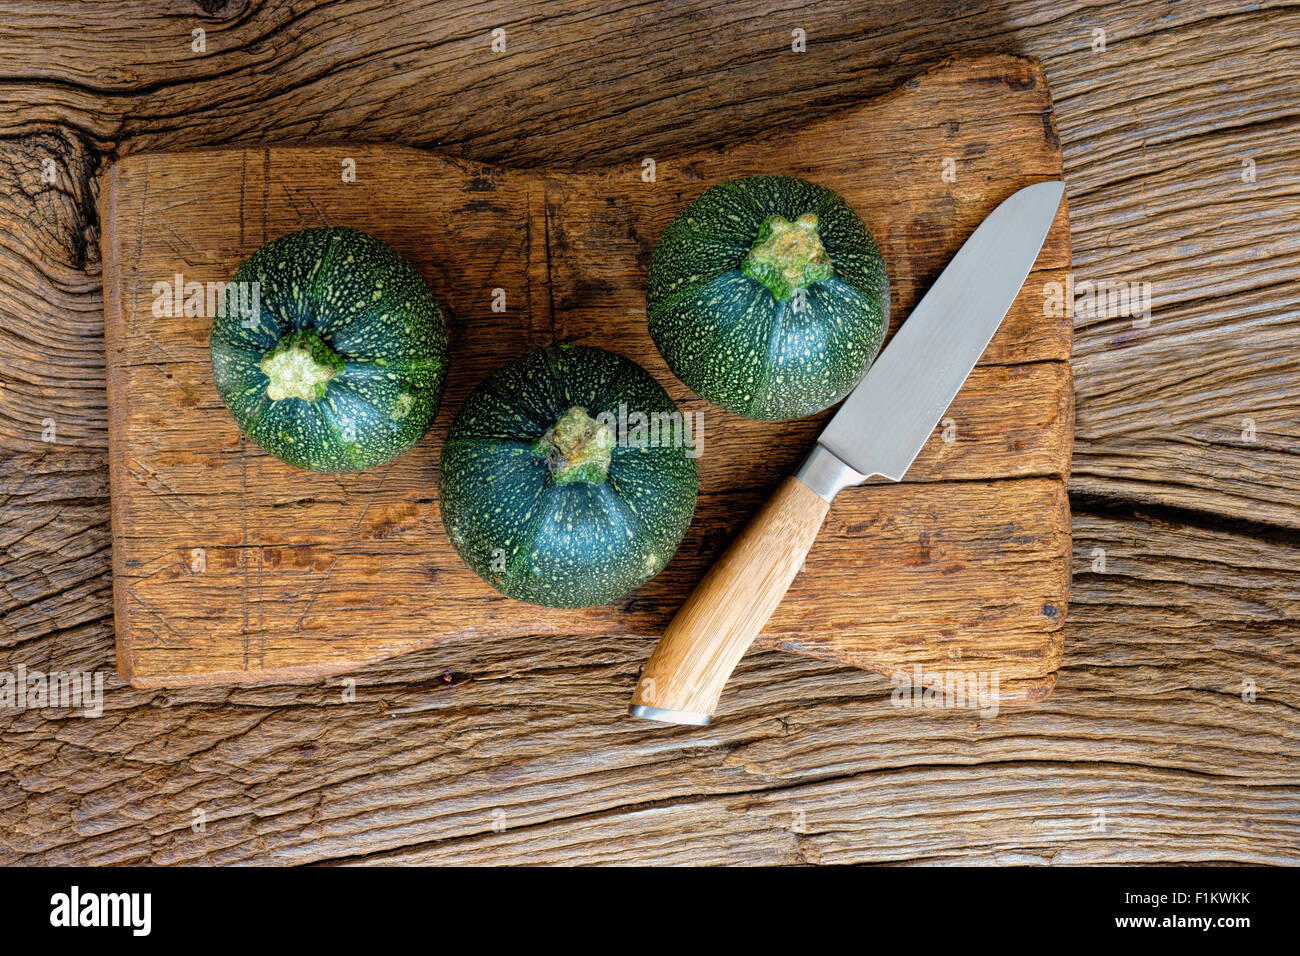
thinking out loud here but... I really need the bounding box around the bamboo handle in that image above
[629,475,831,724]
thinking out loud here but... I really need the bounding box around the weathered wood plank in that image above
[100,56,1072,690]
[1,0,1297,866]
[2,470,1294,864]
[2,0,1295,528]
[1053,6,1300,526]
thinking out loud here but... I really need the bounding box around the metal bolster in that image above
[628,704,712,726]
[793,443,867,503]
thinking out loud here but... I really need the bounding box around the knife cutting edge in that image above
[628,180,1066,725]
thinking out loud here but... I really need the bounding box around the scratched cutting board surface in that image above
[100,53,1072,701]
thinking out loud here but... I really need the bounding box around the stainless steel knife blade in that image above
[814,180,1064,485]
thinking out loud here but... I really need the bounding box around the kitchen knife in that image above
[629,180,1066,725]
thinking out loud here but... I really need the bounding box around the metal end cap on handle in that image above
[627,704,712,726]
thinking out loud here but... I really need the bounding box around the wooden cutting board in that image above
[100,53,1072,704]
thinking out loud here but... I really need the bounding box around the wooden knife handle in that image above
[629,475,831,724]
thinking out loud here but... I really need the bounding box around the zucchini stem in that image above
[534,406,615,484]
[741,212,834,302]
[260,328,345,402]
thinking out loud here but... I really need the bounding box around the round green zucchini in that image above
[646,174,889,420]
[210,226,448,472]
[440,344,699,608]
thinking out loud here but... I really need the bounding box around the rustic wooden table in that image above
[1,1,1296,865]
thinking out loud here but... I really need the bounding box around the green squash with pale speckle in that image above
[440,345,699,608]
[210,226,448,471]
[647,174,889,420]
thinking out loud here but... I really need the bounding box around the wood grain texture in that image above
[2,466,1295,865]
[1,0,1297,866]
[100,56,1073,694]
